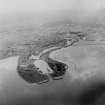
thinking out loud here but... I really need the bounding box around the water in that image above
[0,13,105,105]
[0,43,105,105]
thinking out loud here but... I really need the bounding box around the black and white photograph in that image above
[0,0,105,105]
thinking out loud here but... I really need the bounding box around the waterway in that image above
[0,41,105,105]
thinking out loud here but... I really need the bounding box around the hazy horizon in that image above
[0,0,105,19]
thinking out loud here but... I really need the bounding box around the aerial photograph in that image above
[0,0,105,105]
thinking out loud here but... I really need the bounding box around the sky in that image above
[0,0,105,15]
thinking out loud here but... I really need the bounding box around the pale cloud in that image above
[0,0,105,14]
[76,0,105,12]
[0,0,76,13]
